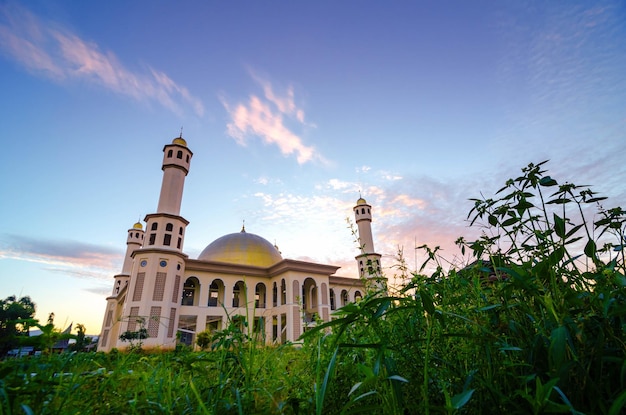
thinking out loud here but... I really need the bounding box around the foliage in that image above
[0,296,36,357]
[119,317,148,350]
[1,162,624,414]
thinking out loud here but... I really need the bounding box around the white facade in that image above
[98,136,379,351]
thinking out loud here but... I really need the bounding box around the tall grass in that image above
[1,162,624,414]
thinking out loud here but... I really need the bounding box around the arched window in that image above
[361,208,365,214]
[186,155,190,163]
[208,279,224,307]
[255,283,266,308]
[341,290,348,306]
[151,223,158,231]
[272,282,278,307]
[329,289,336,310]
[302,278,318,323]
[179,227,183,235]
[355,291,363,302]
[177,150,183,159]
[281,279,286,305]
[232,281,245,307]
[166,223,173,231]
[167,149,173,158]
[163,234,171,246]
[181,277,199,306]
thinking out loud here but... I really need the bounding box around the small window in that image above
[179,227,183,235]
[280,279,287,305]
[177,237,182,249]
[186,155,190,163]
[151,223,158,231]
[167,149,173,158]
[166,223,173,232]
[177,150,183,159]
[135,232,139,238]
[163,234,172,246]
[367,209,370,214]
[272,282,277,307]
[149,233,156,245]
[361,208,365,214]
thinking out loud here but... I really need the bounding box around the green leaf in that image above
[502,217,519,227]
[553,213,565,238]
[539,176,558,186]
[419,290,436,315]
[451,389,475,409]
[609,389,626,415]
[584,239,597,258]
[549,325,567,369]
[586,197,607,203]
[514,200,534,211]
[387,375,409,383]
[547,197,572,204]
[488,215,498,226]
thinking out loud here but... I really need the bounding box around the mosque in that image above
[98,136,383,351]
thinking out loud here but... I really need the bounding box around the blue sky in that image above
[0,1,624,334]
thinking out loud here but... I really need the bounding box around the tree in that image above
[69,323,92,352]
[0,295,36,357]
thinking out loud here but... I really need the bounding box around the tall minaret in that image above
[119,135,193,350]
[353,197,385,290]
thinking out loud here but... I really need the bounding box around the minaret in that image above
[121,222,145,277]
[353,197,385,290]
[98,221,145,351]
[156,136,192,216]
[119,135,193,350]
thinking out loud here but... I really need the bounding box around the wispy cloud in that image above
[222,70,323,164]
[244,169,480,276]
[0,3,204,116]
[0,234,121,280]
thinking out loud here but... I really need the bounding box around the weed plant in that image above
[1,162,624,414]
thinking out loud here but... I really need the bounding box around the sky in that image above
[0,1,625,335]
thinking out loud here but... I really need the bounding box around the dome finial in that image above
[356,190,367,205]
[179,126,183,138]
[241,220,246,233]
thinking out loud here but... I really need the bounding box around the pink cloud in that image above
[223,73,322,164]
[0,4,204,116]
[0,234,121,279]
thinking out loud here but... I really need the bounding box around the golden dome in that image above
[356,197,367,205]
[198,230,283,267]
[172,137,187,146]
[132,222,143,230]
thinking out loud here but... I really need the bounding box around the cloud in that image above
[0,3,204,116]
[0,234,121,279]
[222,71,323,164]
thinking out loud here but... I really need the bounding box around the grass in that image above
[2,161,625,414]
